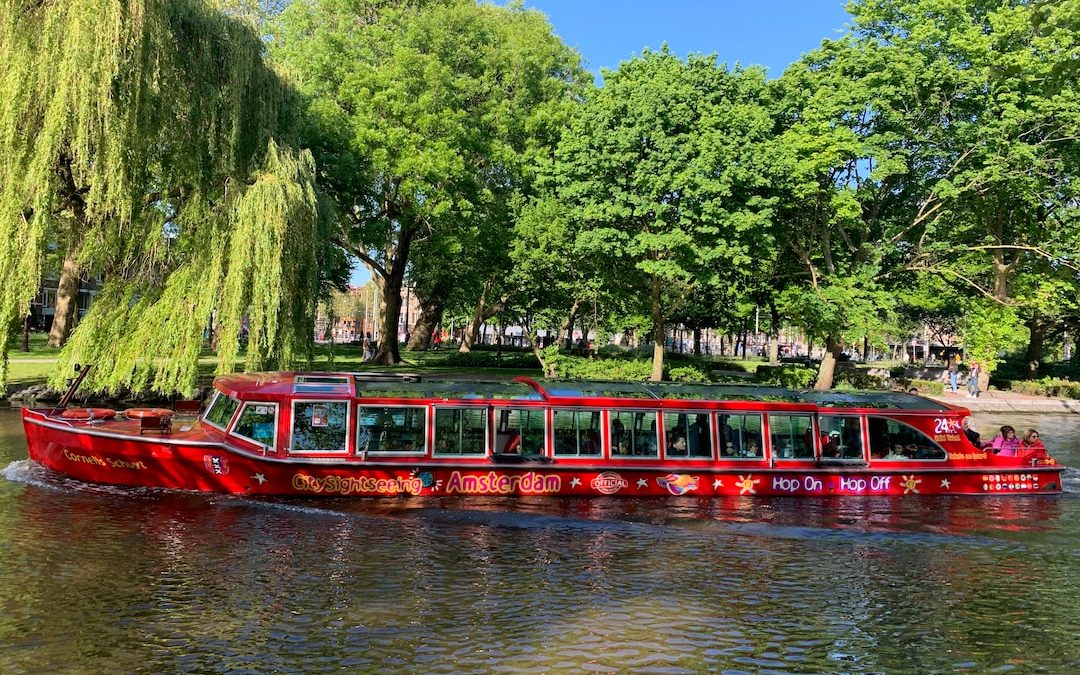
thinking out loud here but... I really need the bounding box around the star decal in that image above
[570,477,582,488]
[637,478,649,489]
[940,478,951,490]
[252,473,267,485]
[712,478,724,489]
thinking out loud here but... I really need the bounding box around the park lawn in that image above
[8,340,541,390]
[8,332,62,361]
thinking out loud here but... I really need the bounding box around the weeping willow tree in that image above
[0,0,332,394]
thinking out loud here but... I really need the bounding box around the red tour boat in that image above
[22,371,1063,497]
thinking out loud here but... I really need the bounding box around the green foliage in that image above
[907,379,945,395]
[544,353,655,381]
[754,364,817,388]
[833,369,887,390]
[0,0,324,394]
[1009,378,1080,400]
[963,302,1029,376]
[667,365,712,383]
[438,350,540,370]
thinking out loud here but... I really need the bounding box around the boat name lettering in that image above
[444,471,561,495]
[948,451,988,460]
[291,473,424,496]
[591,472,628,495]
[63,449,107,466]
[772,476,824,493]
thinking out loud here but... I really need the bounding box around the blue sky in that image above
[524,0,853,79]
[350,1,853,286]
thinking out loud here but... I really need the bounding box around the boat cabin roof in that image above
[215,373,955,413]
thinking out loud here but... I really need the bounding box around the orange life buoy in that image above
[122,407,174,420]
[59,407,117,421]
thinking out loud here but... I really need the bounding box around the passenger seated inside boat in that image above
[885,444,909,460]
[744,439,761,458]
[668,435,689,456]
[822,431,841,458]
[614,439,631,456]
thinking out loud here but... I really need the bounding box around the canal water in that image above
[0,408,1077,673]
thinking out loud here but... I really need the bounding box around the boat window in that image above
[434,408,488,456]
[232,403,278,447]
[610,411,659,458]
[553,410,601,456]
[662,412,712,459]
[204,393,240,430]
[867,417,946,460]
[718,413,763,459]
[296,375,349,384]
[357,406,426,454]
[291,401,349,453]
[768,414,814,459]
[819,415,864,460]
[496,408,546,455]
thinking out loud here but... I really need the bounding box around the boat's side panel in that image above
[23,409,1062,496]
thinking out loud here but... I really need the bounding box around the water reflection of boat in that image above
[22,373,1064,497]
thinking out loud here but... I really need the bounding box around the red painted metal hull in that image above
[23,408,1063,498]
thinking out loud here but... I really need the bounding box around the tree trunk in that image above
[560,302,579,351]
[650,274,664,382]
[22,313,30,352]
[370,267,405,365]
[406,296,443,352]
[692,328,701,356]
[814,336,842,390]
[768,302,780,365]
[862,335,870,362]
[460,281,507,353]
[47,250,81,347]
[1025,314,1044,376]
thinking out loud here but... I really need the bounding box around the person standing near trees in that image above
[967,361,981,398]
[948,355,960,393]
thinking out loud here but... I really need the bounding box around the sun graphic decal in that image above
[901,474,921,494]
[735,474,760,495]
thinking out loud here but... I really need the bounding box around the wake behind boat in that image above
[22,371,1063,497]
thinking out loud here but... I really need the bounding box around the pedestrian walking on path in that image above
[966,361,981,398]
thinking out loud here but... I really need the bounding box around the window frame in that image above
[608,409,661,460]
[356,403,428,456]
[767,413,816,461]
[551,408,603,458]
[230,401,279,449]
[432,405,490,458]
[868,415,948,462]
[817,414,867,462]
[494,406,549,457]
[202,391,241,433]
[661,411,714,461]
[716,412,765,461]
[289,399,352,455]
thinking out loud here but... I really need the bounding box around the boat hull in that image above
[23,410,1063,497]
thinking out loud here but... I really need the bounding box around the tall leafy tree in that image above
[272,0,587,364]
[0,0,330,393]
[556,48,775,380]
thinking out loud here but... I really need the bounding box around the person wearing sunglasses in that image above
[1019,429,1048,462]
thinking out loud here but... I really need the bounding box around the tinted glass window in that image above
[820,415,864,460]
[291,401,348,452]
[717,413,763,459]
[769,414,814,459]
[662,412,712,459]
[496,408,546,455]
[358,406,425,454]
[233,404,277,446]
[868,417,946,460]
[610,411,659,458]
[434,408,488,456]
[553,410,601,456]
[204,394,240,429]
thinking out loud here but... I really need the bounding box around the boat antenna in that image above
[53,363,92,414]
